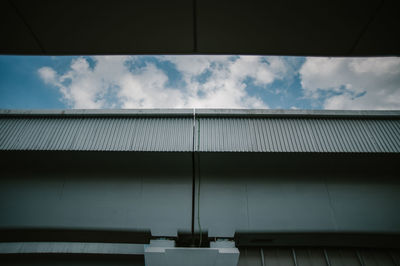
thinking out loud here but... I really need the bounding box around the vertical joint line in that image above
[356,249,365,266]
[191,108,196,245]
[196,116,202,247]
[193,0,198,52]
[191,108,202,247]
[245,184,250,229]
[260,248,265,266]
[324,249,332,266]
[292,248,298,266]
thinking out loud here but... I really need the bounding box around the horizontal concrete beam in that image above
[0,242,144,255]
[1,109,399,118]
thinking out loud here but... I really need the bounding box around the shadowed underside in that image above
[1,0,399,56]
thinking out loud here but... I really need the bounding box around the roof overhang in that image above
[1,109,399,153]
[1,109,400,119]
[1,0,399,56]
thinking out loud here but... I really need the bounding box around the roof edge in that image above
[0,109,400,118]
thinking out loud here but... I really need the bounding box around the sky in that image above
[0,55,399,110]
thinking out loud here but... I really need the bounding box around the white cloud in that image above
[38,55,289,109]
[38,67,57,84]
[118,63,184,108]
[163,55,228,77]
[163,55,291,108]
[300,57,400,110]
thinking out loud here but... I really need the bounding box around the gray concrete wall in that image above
[1,152,399,242]
[195,153,400,237]
[0,152,193,238]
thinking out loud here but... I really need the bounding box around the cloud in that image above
[163,55,291,108]
[300,57,400,110]
[38,55,400,110]
[118,63,183,108]
[38,67,57,84]
[38,55,289,109]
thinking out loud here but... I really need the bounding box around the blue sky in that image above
[0,55,399,110]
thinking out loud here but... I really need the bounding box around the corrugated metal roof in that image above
[0,109,399,153]
[197,118,400,153]
[0,117,193,151]
[238,247,400,266]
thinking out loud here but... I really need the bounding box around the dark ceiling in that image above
[1,0,399,56]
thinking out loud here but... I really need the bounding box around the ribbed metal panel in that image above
[198,118,400,153]
[1,116,400,152]
[238,247,400,266]
[0,117,193,151]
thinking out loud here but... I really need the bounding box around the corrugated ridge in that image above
[198,118,400,153]
[0,116,399,153]
[0,117,193,152]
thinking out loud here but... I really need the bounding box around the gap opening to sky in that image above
[0,55,399,110]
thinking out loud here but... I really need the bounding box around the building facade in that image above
[0,109,399,265]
